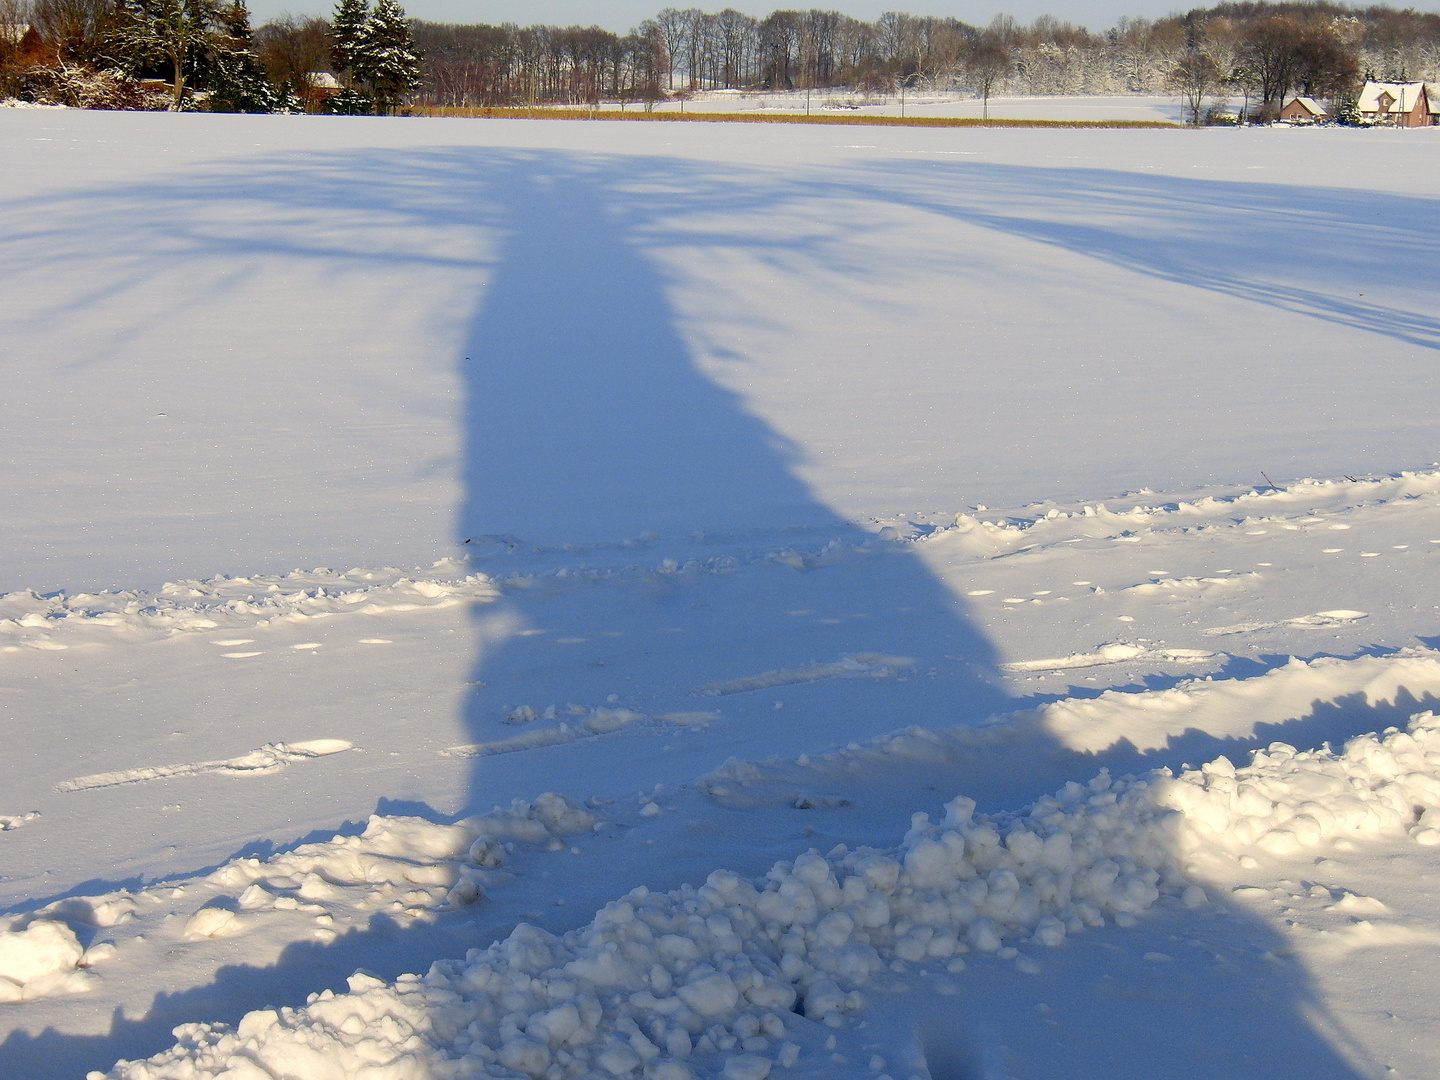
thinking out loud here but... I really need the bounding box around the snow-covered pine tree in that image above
[329,0,368,83]
[205,0,276,111]
[350,0,419,114]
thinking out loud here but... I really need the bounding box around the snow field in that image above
[5,111,1440,1078]
[5,112,1440,594]
[95,703,1440,1079]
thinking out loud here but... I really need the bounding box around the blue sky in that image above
[248,0,1199,35]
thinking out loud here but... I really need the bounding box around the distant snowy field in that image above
[1,111,1440,1079]
[580,91,1185,124]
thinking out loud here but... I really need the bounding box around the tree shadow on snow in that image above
[835,156,1440,354]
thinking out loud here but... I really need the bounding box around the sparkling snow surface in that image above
[0,111,1438,1080]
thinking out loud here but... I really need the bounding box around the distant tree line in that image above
[398,2,1440,121]
[3,0,1439,118]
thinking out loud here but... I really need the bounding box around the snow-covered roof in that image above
[305,71,341,89]
[1358,81,1428,114]
[1284,96,1328,117]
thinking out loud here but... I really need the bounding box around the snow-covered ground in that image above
[1,110,1439,1079]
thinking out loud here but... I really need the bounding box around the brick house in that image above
[1357,81,1438,127]
[1279,96,1330,122]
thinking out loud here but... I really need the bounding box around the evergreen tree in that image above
[206,0,275,111]
[1334,96,1363,125]
[323,85,370,113]
[329,0,367,82]
[350,0,418,113]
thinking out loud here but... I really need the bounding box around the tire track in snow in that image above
[1203,610,1367,636]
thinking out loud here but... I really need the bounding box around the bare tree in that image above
[0,0,30,95]
[0,0,30,61]
[653,6,690,89]
[1240,15,1305,117]
[30,0,109,62]
[1293,26,1356,100]
[1168,49,1221,124]
[713,7,752,87]
[255,14,329,104]
[758,8,795,88]
[966,30,1009,118]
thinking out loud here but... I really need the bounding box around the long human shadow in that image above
[449,153,1015,804]
[0,141,1385,1079]
[447,152,1371,1080]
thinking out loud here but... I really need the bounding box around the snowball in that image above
[677,973,740,1018]
[597,1041,641,1075]
[498,1037,551,1078]
[722,1054,771,1080]
[468,834,506,867]
[800,979,846,1021]
[1032,916,1066,947]
[966,918,1002,952]
[815,911,854,950]
[183,907,242,940]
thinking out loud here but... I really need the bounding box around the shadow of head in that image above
[918,1009,990,1080]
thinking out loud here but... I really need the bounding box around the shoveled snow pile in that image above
[99,712,1440,1080]
[1169,712,1440,857]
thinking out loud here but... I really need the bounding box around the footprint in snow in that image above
[54,740,353,792]
[1203,610,1367,636]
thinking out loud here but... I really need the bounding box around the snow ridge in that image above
[0,561,500,652]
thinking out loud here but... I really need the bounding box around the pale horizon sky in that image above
[247,0,1225,37]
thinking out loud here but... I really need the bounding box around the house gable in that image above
[1358,81,1434,126]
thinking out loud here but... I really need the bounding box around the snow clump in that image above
[0,920,90,1002]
